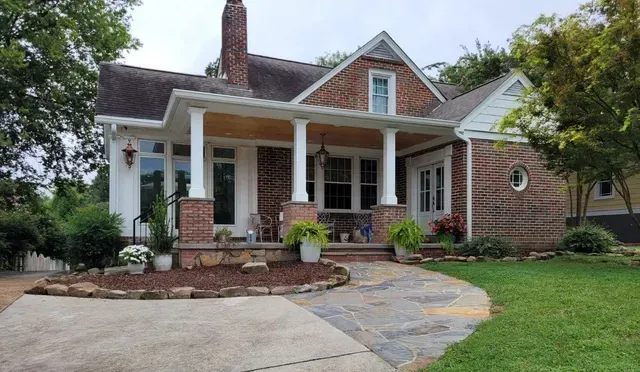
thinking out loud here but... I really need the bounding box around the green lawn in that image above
[422,256,640,372]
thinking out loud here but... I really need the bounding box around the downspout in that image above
[108,124,118,215]
[454,129,472,240]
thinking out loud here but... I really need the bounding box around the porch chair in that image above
[249,213,274,242]
[318,212,336,243]
[353,212,372,243]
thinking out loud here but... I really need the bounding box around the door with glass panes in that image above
[416,162,445,231]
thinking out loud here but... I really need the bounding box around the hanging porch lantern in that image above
[315,133,330,170]
[122,140,138,168]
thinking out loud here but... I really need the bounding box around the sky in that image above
[124,0,584,76]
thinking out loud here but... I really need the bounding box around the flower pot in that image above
[127,262,145,275]
[300,238,321,263]
[339,233,349,243]
[153,254,172,272]
[394,243,409,257]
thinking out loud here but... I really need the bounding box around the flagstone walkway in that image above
[287,261,491,370]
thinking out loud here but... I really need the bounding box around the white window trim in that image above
[509,167,529,192]
[137,139,167,220]
[369,69,396,115]
[594,179,615,200]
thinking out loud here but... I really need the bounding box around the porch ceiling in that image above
[203,113,439,150]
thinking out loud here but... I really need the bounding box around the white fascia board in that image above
[95,115,163,128]
[290,31,446,104]
[168,89,460,136]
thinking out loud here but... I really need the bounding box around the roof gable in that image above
[290,31,447,104]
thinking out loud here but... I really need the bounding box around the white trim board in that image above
[566,208,640,217]
[290,31,447,104]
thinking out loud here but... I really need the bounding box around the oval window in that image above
[510,167,529,191]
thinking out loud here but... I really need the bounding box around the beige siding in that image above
[566,174,640,214]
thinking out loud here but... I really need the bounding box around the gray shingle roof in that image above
[425,72,513,121]
[432,82,465,100]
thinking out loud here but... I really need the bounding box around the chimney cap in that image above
[227,0,243,4]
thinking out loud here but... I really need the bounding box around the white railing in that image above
[23,251,69,272]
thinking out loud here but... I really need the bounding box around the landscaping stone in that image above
[524,256,537,261]
[270,286,296,295]
[67,282,99,298]
[93,288,110,298]
[607,253,624,257]
[319,258,337,267]
[456,256,468,262]
[106,290,127,299]
[241,262,269,274]
[433,258,443,262]
[75,263,87,272]
[140,290,168,300]
[467,256,477,262]
[126,290,145,299]
[329,274,348,287]
[294,284,318,293]
[192,290,219,298]
[477,256,485,262]
[407,254,424,261]
[444,256,457,262]
[420,258,434,264]
[629,261,640,267]
[623,251,636,257]
[24,278,50,295]
[168,287,194,299]
[246,287,269,296]
[88,268,102,275]
[529,252,539,257]
[219,286,248,297]
[545,252,557,257]
[501,257,518,262]
[332,264,350,279]
[312,281,332,291]
[45,284,68,296]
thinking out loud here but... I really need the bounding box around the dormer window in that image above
[369,69,396,115]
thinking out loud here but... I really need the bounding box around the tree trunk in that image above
[612,173,640,230]
[582,181,597,225]
[575,174,583,227]
[567,179,574,226]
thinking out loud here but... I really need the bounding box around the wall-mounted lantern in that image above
[122,140,138,168]
[315,133,330,170]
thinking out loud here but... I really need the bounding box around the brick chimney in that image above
[221,0,248,88]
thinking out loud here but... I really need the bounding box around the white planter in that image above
[153,254,172,272]
[394,243,409,257]
[300,238,321,263]
[339,233,350,243]
[127,262,145,275]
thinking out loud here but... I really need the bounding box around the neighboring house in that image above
[568,177,640,243]
[95,0,566,266]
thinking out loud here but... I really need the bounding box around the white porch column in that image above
[381,128,398,205]
[187,107,207,198]
[291,118,310,202]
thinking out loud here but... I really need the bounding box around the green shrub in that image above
[388,218,425,254]
[558,223,616,253]
[284,221,330,250]
[147,193,174,255]
[0,211,43,270]
[65,203,123,268]
[461,236,515,258]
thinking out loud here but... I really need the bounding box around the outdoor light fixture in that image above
[122,140,138,168]
[315,133,330,170]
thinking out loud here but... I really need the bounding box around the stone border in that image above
[392,250,573,265]
[24,259,350,300]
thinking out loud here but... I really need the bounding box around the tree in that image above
[205,57,220,77]
[424,39,517,90]
[314,50,351,67]
[499,0,640,229]
[0,0,141,189]
[87,164,109,203]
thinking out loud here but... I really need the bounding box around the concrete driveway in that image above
[0,271,65,311]
[0,295,394,372]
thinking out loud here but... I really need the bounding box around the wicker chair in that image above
[317,212,336,242]
[250,213,274,242]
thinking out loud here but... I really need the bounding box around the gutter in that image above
[454,129,472,240]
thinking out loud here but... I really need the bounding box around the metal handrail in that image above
[132,191,181,245]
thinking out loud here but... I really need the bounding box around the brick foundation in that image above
[281,201,318,238]
[371,205,407,244]
[178,198,215,244]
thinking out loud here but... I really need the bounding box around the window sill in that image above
[594,195,615,201]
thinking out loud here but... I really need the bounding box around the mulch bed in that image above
[51,262,334,291]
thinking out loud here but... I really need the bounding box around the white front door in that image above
[416,162,445,231]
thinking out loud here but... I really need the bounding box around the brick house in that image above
[95,0,566,266]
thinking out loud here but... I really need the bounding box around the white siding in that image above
[464,93,520,133]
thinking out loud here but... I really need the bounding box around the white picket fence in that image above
[23,251,69,272]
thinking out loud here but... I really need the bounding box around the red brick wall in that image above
[471,139,566,251]
[371,205,407,244]
[301,56,439,117]
[221,0,248,87]
[282,202,318,237]
[257,147,291,221]
[179,199,215,244]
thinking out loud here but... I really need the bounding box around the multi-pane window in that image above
[213,147,236,225]
[306,155,315,202]
[360,159,378,210]
[324,157,352,210]
[139,140,165,221]
[371,77,389,114]
[596,179,614,199]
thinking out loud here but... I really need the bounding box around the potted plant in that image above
[148,193,174,271]
[119,245,154,275]
[215,226,233,244]
[429,213,466,255]
[284,221,330,263]
[388,218,425,257]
